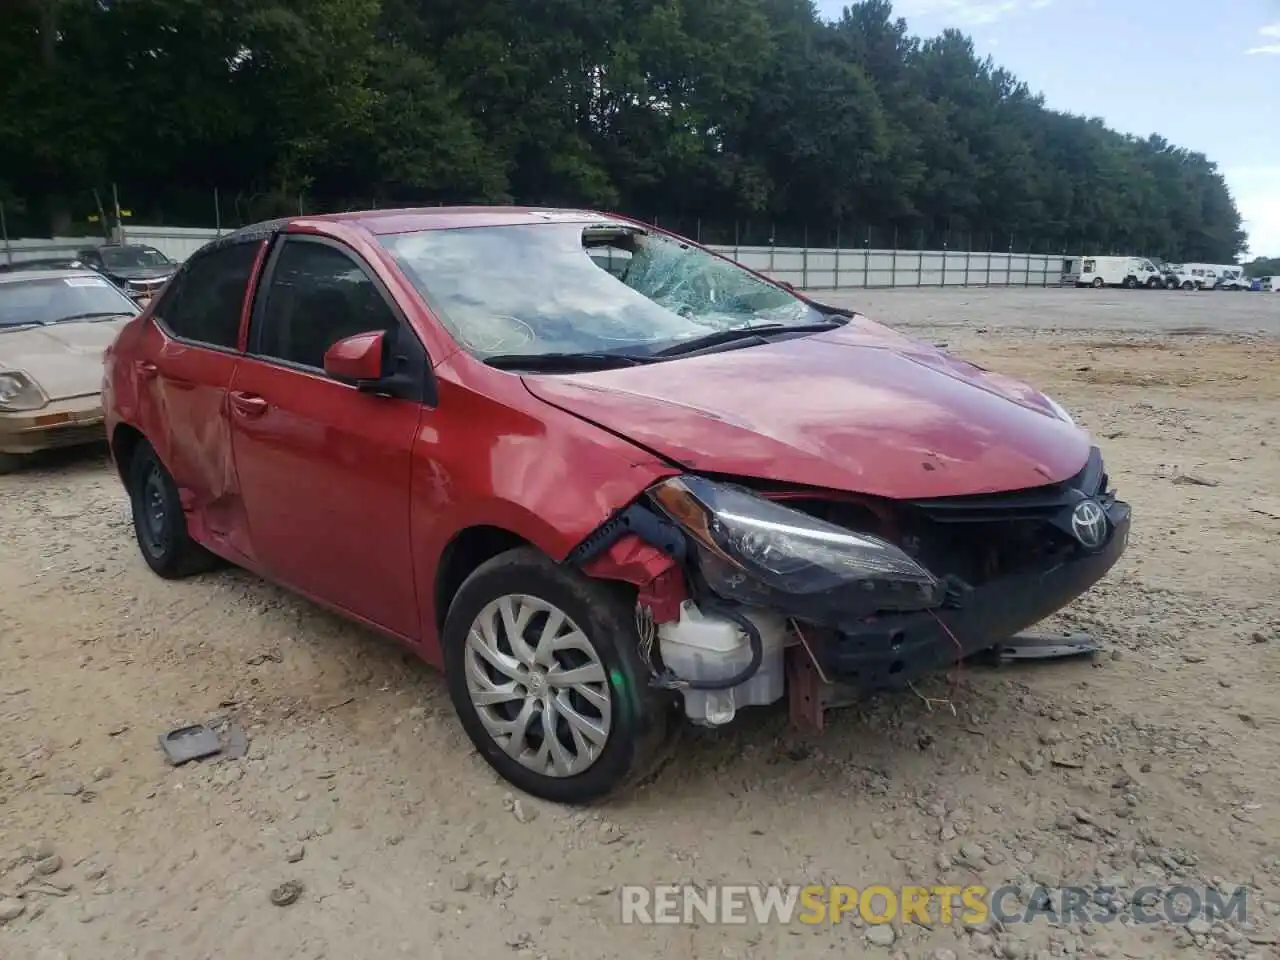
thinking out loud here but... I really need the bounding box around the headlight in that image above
[1042,394,1075,425]
[0,371,48,411]
[648,475,944,614]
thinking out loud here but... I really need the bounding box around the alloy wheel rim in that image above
[463,594,612,778]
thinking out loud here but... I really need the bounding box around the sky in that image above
[814,0,1280,258]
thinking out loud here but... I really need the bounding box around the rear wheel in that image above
[442,547,677,804]
[1091,277,1105,289]
[127,440,219,579]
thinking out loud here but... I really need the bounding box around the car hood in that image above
[0,318,132,401]
[520,318,1092,499]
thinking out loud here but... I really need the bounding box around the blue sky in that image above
[814,0,1280,258]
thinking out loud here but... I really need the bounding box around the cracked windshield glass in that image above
[380,222,822,358]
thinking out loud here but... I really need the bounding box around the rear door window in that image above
[153,241,260,349]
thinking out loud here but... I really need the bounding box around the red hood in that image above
[520,318,1092,499]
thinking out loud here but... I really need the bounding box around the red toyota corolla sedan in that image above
[102,208,1130,803]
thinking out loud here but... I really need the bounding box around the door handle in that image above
[229,391,269,418]
[136,361,159,381]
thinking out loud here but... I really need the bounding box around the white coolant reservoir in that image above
[657,601,788,726]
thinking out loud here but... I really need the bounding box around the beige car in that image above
[0,268,141,473]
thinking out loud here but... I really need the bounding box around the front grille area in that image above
[781,447,1111,589]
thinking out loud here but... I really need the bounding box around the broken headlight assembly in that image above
[647,475,945,617]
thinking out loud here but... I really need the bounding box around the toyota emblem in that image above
[1070,499,1108,549]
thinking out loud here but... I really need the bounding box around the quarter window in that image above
[254,239,401,370]
[153,241,260,349]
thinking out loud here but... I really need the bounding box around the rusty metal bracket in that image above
[786,644,828,733]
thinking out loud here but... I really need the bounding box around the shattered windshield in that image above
[379,222,820,358]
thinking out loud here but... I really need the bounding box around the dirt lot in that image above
[1,288,1279,960]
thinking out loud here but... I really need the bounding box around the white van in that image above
[1178,263,1243,290]
[1163,264,1199,290]
[1076,256,1165,289]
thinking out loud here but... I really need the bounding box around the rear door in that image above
[226,234,424,638]
[136,238,264,558]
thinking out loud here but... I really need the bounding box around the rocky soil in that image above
[2,293,1279,960]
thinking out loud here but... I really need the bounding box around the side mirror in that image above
[323,330,386,384]
[777,280,796,291]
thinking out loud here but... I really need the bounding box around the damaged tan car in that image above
[0,268,141,473]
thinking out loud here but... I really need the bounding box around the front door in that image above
[226,234,423,639]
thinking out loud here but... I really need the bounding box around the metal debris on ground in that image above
[157,724,222,766]
[975,631,1101,665]
[1171,473,1218,487]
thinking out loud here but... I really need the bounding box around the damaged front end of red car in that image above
[569,447,1130,733]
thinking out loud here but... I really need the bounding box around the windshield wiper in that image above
[650,319,846,358]
[484,351,652,372]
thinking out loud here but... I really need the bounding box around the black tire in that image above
[127,439,218,579]
[1123,276,1138,289]
[1091,277,1105,289]
[442,547,678,804]
[1182,281,1195,291]
[0,453,22,475]
[1146,277,1161,289]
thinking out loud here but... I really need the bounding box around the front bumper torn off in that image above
[816,498,1131,695]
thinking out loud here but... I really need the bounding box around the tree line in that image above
[0,0,1247,260]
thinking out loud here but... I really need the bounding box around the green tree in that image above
[0,0,1249,260]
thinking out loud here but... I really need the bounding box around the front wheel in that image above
[1123,276,1139,289]
[442,547,677,804]
[1092,277,1105,289]
[1182,281,1195,290]
[127,440,219,579]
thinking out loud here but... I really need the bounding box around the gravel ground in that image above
[1,289,1279,960]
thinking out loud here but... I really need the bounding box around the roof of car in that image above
[341,207,614,235]
[203,207,637,257]
[0,258,85,270]
[263,206,619,238]
[0,268,112,284]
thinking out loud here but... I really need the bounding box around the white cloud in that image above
[1247,22,1280,54]
[1226,166,1280,258]
[886,0,1051,26]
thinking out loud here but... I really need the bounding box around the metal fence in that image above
[0,226,218,267]
[721,244,1061,289]
[2,223,1070,290]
